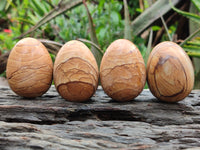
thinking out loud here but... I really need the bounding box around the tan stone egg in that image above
[100,39,146,101]
[6,37,53,98]
[53,40,99,102]
[147,41,194,102]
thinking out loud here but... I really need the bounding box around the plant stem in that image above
[160,15,172,41]
[145,28,153,66]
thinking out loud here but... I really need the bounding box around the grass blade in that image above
[77,38,103,55]
[5,0,12,10]
[144,28,153,66]
[123,0,132,40]
[39,39,63,55]
[160,15,172,41]
[83,0,102,68]
[31,0,45,16]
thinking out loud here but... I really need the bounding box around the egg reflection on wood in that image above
[100,39,146,101]
[53,40,99,102]
[147,41,194,102]
[6,37,53,98]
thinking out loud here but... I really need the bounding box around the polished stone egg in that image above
[147,41,194,102]
[6,37,53,98]
[53,40,99,102]
[100,39,146,101]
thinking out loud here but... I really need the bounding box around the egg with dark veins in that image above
[147,41,194,102]
[6,37,53,98]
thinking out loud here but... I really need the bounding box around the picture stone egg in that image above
[6,37,53,98]
[147,41,194,102]
[53,40,99,102]
[100,39,146,101]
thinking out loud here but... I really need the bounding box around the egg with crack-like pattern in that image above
[53,40,99,102]
[100,39,146,101]
[6,37,53,98]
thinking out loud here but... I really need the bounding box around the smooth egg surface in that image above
[53,40,99,102]
[6,37,53,98]
[147,41,194,102]
[100,39,146,101]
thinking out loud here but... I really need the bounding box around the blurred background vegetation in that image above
[0,0,200,88]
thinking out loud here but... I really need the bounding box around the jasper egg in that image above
[53,40,99,102]
[100,39,146,101]
[6,37,53,98]
[147,41,194,102]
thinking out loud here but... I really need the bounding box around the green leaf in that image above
[152,25,161,31]
[184,45,200,52]
[110,11,120,25]
[0,0,7,11]
[180,28,200,46]
[187,40,200,47]
[182,37,200,58]
[184,46,200,58]
[97,26,107,39]
[15,17,35,25]
[186,51,200,58]
[31,0,45,16]
[5,0,12,10]
[131,0,180,35]
[171,3,200,24]
[192,0,200,12]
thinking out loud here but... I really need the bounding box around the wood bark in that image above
[0,85,200,149]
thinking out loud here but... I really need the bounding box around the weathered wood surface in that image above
[0,85,200,150]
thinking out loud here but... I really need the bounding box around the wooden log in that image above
[0,85,200,149]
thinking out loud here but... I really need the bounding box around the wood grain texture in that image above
[6,38,53,98]
[0,85,200,149]
[53,40,99,102]
[147,41,194,102]
[100,39,146,101]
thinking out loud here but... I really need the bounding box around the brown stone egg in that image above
[147,41,194,102]
[53,40,99,102]
[6,37,53,98]
[100,39,146,101]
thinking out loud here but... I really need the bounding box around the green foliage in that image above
[0,32,15,53]
[172,0,200,58]
[0,0,54,53]
[131,0,180,36]
[192,0,200,12]
[94,0,124,51]
[1,0,200,88]
[171,1,200,24]
[183,37,200,58]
